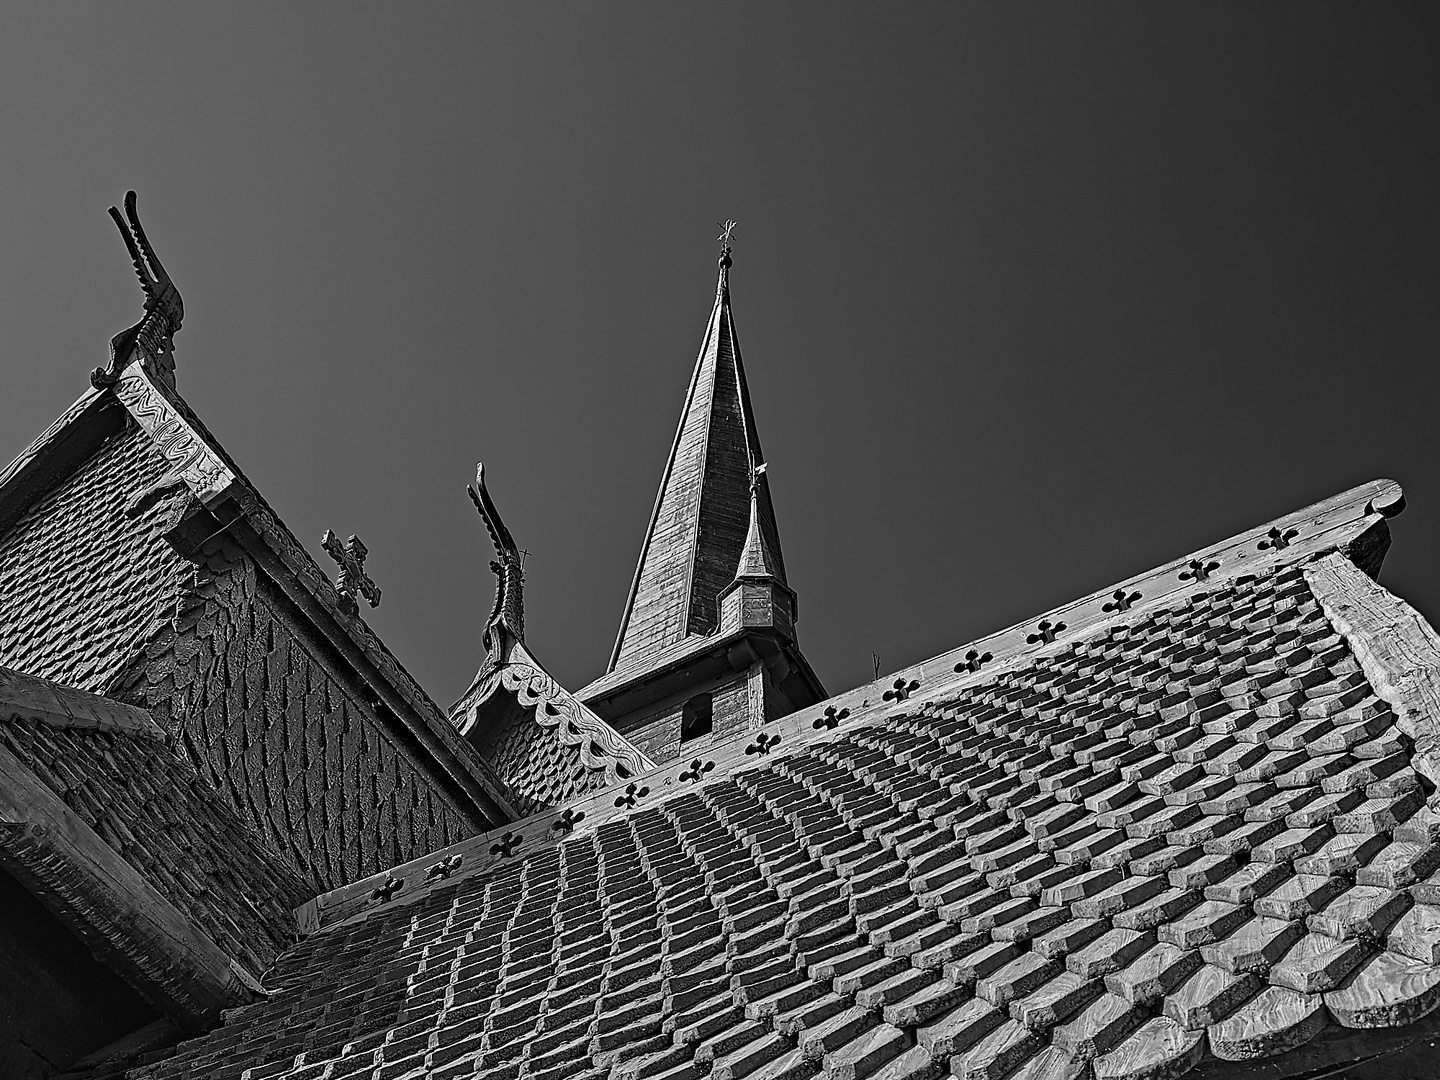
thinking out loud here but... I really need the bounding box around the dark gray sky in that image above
[2,5,1437,706]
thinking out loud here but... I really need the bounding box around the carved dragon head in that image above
[93,191,184,390]
[468,463,525,669]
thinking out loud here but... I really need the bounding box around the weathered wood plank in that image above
[1387,903,1440,966]
[1092,1016,1204,1080]
[0,739,261,1030]
[1206,986,1327,1060]
[0,664,164,740]
[1305,550,1440,798]
[1324,949,1440,1028]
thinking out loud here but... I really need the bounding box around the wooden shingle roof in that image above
[125,479,1440,1080]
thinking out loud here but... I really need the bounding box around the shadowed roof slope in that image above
[123,480,1440,1080]
[0,667,312,1036]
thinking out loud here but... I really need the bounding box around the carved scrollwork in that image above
[494,659,654,784]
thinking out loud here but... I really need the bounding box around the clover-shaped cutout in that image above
[551,807,586,834]
[489,831,523,858]
[1258,527,1299,551]
[614,782,649,809]
[679,758,716,783]
[371,875,404,903]
[883,678,920,703]
[1102,589,1141,614]
[424,854,463,882]
[745,731,782,756]
[954,649,993,674]
[1179,559,1220,582]
[1026,619,1066,645]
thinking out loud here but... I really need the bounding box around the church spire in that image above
[580,228,824,760]
[607,224,788,673]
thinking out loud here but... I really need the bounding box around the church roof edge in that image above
[304,476,1404,935]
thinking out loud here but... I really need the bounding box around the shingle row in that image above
[128,563,1440,1080]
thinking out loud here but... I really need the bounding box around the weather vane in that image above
[716,219,738,255]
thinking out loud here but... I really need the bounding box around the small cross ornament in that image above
[322,530,381,617]
[717,219,738,254]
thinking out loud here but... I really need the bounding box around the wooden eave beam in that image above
[0,665,165,741]
[582,626,823,723]
[0,738,263,1032]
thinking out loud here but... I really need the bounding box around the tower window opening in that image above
[680,693,713,743]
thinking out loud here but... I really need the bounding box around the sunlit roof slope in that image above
[120,479,1440,1080]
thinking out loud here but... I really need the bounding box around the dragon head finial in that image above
[93,191,184,391]
[467,463,525,670]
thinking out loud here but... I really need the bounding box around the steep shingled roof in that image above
[118,479,1440,1080]
[0,403,191,694]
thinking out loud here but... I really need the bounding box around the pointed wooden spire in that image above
[607,231,788,673]
[731,464,782,583]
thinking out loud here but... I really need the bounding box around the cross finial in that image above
[321,530,381,617]
[716,219,738,269]
[750,461,767,496]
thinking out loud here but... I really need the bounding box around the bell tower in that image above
[577,225,825,761]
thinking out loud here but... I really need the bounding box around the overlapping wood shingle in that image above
[0,419,191,693]
[0,667,313,986]
[120,481,1440,1080]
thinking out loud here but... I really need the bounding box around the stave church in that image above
[1,195,1439,1080]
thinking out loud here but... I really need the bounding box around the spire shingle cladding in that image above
[608,259,785,674]
[124,481,1440,1080]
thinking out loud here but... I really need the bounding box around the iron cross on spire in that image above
[717,219,738,256]
[322,530,381,617]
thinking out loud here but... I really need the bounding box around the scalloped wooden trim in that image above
[454,640,656,786]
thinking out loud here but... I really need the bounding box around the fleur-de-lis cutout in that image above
[489,831,523,858]
[1026,620,1066,645]
[1103,589,1142,613]
[371,875,404,903]
[883,678,920,703]
[1258,527,1299,551]
[679,758,716,782]
[954,649,993,674]
[551,807,585,834]
[1179,559,1220,582]
[614,782,649,809]
[812,705,851,731]
[745,731,782,756]
[425,854,463,882]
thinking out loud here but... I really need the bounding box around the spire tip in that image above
[716,219,738,270]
